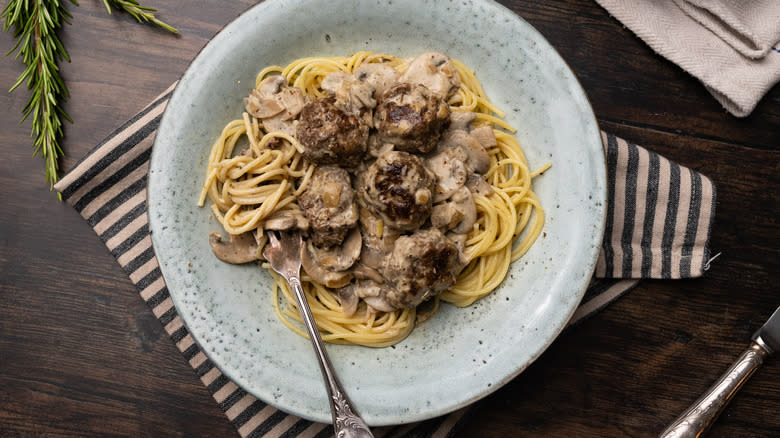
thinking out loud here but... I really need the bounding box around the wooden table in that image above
[1,1,777,436]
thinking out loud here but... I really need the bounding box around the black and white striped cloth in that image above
[54,85,716,438]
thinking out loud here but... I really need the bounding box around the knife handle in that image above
[659,341,770,438]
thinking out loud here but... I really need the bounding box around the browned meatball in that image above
[297,166,359,247]
[373,83,450,154]
[381,229,464,309]
[296,97,369,167]
[359,150,435,231]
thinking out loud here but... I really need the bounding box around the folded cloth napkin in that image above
[595,0,780,117]
[673,0,780,59]
[53,85,716,438]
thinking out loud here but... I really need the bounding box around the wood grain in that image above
[1,0,777,437]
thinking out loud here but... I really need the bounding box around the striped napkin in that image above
[54,85,716,438]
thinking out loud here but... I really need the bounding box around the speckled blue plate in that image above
[148,0,605,426]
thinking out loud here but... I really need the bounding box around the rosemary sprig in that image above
[2,0,77,191]
[2,0,177,194]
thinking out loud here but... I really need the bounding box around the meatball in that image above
[297,166,359,247]
[296,97,369,167]
[373,83,450,154]
[380,229,464,309]
[359,150,435,231]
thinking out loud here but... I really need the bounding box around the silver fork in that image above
[263,230,373,438]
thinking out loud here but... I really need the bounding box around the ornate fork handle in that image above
[659,341,769,438]
[283,274,373,438]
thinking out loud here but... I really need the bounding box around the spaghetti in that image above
[198,52,547,347]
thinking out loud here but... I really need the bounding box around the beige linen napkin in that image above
[596,0,780,117]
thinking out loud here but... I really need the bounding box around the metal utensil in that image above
[659,306,780,438]
[263,230,373,438]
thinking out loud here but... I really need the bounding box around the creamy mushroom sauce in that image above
[211,52,498,315]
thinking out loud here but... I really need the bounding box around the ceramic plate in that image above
[148,0,605,426]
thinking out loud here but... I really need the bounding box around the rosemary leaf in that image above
[102,0,179,34]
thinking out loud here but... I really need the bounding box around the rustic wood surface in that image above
[0,0,777,436]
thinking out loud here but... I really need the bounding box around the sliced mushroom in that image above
[439,130,491,174]
[245,90,284,118]
[321,71,376,115]
[448,110,476,131]
[275,87,305,119]
[445,231,470,265]
[465,173,494,197]
[307,228,362,272]
[258,75,286,96]
[427,147,469,202]
[469,125,497,148]
[244,75,305,136]
[358,206,400,270]
[244,75,286,118]
[450,186,477,234]
[262,116,297,136]
[209,231,259,264]
[430,202,465,230]
[354,63,401,99]
[414,298,439,325]
[400,52,461,99]
[263,210,309,231]
[355,280,384,298]
[351,263,385,284]
[363,295,396,313]
[337,284,360,317]
[321,72,352,95]
[430,186,476,234]
[300,240,352,289]
[358,281,397,313]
